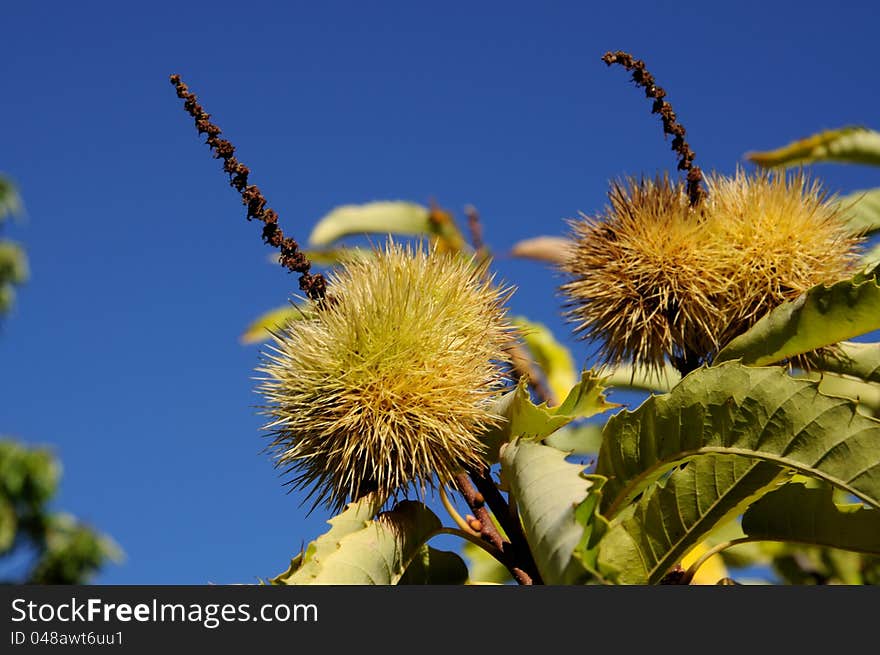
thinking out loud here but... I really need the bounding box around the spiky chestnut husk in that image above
[704,171,861,345]
[257,240,515,512]
[561,169,861,372]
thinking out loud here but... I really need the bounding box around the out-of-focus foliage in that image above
[239,302,313,345]
[0,174,28,316]
[0,175,23,219]
[745,125,880,170]
[746,125,880,238]
[1,175,120,584]
[0,439,122,584]
[309,200,467,252]
[511,316,577,408]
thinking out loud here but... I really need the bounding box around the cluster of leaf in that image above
[0,175,28,316]
[0,175,121,584]
[246,127,880,585]
[0,439,123,584]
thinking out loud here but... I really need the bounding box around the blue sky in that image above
[2,1,879,584]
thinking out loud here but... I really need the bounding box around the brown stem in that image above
[168,74,326,301]
[601,51,705,207]
[464,204,485,252]
[467,466,543,585]
[453,472,539,585]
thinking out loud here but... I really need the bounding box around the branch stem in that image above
[467,467,542,583]
[433,527,504,562]
[168,74,326,301]
[679,537,754,585]
[439,485,481,537]
[601,51,705,207]
[453,472,539,585]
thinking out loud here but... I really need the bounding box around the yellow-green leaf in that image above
[595,455,784,584]
[862,241,880,269]
[461,541,513,585]
[309,201,431,246]
[596,362,880,519]
[239,303,313,345]
[810,371,880,414]
[0,241,29,285]
[745,126,880,168]
[0,176,23,221]
[500,439,602,584]
[480,370,618,463]
[544,423,604,455]
[512,317,577,406]
[0,498,16,552]
[275,495,442,585]
[600,363,681,393]
[837,188,880,236]
[742,483,880,555]
[805,341,880,383]
[714,268,880,367]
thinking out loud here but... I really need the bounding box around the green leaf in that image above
[742,483,880,554]
[837,188,880,236]
[805,341,880,383]
[0,176,23,221]
[0,241,29,316]
[398,545,469,584]
[544,423,604,455]
[823,549,874,584]
[596,362,880,519]
[309,201,431,246]
[270,495,380,584]
[500,439,601,584]
[714,269,880,366]
[596,455,784,584]
[460,541,513,585]
[268,553,304,585]
[239,302,313,345]
[764,540,878,584]
[862,241,880,270]
[27,513,123,584]
[0,242,29,285]
[512,316,577,406]
[0,440,60,505]
[601,363,681,393]
[570,479,610,579]
[275,495,443,585]
[745,126,880,168]
[480,371,618,462]
[0,498,16,552]
[812,372,880,414]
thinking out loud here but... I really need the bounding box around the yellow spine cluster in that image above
[561,169,861,371]
[258,240,514,511]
